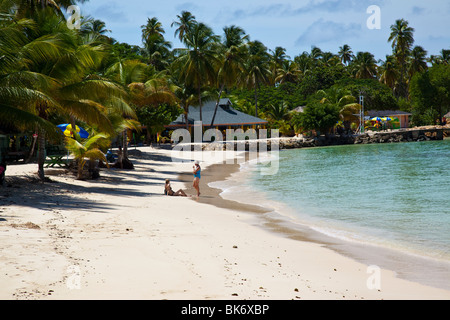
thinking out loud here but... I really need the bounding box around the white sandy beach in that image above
[0,146,449,300]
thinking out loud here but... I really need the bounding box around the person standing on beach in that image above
[193,161,201,197]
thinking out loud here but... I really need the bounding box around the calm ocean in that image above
[210,138,450,288]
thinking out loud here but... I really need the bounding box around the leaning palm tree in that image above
[173,22,220,123]
[2,8,130,180]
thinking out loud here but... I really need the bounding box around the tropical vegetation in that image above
[0,1,449,180]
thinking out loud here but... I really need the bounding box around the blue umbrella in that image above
[370,117,382,121]
[57,124,89,139]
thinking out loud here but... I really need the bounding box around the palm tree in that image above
[141,17,172,70]
[379,55,399,94]
[275,60,301,84]
[223,25,249,48]
[80,17,111,42]
[0,9,118,180]
[338,44,353,65]
[350,52,378,79]
[264,101,290,121]
[269,46,289,84]
[294,52,314,75]
[310,46,323,63]
[65,133,109,180]
[173,22,220,123]
[174,85,197,130]
[210,26,248,127]
[171,10,196,43]
[14,0,87,18]
[243,40,272,117]
[388,19,415,97]
[316,87,361,131]
[408,45,428,79]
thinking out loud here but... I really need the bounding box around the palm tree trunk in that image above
[25,130,38,163]
[254,84,258,118]
[210,83,225,128]
[37,128,46,180]
[198,85,202,122]
[184,107,189,130]
[122,129,128,158]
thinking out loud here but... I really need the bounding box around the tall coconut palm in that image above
[388,19,415,97]
[173,22,220,123]
[223,25,249,48]
[243,40,271,117]
[171,10,196,43]
[210,26,248,127]
[338,44,353,65]
[141,17,172,70]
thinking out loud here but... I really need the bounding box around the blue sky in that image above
[78,0,450,61]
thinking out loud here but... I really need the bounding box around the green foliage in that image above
[135,103,182,134]
[332,78,399,111]
[292,101,340,135]
[409,64,450,125]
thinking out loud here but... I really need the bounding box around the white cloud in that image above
[295,19,362,47]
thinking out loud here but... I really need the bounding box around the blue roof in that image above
[168,98,267,127]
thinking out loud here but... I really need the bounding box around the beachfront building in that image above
[166,98,268,132]
[367,110,412,128]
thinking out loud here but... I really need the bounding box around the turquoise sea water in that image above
[211,139,450,287]
[248,139,450,261]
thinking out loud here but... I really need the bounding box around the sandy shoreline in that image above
[190,158,450,293]
[0,146,449,300]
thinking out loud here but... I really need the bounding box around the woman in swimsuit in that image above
[193,161,201,197]
[165,179,187,197]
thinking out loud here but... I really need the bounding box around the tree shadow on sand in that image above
[0,175,160,213]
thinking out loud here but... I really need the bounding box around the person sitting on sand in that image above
[193,161,201,197]
[165,179,187,197]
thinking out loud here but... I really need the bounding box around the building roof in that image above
[367,110,412,117]
[167,98,267,127]
[444,111,450,118]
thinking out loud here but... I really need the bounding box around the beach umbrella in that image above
[370,117,382,121]
[381,117,392,121]
[57,124,89,139]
